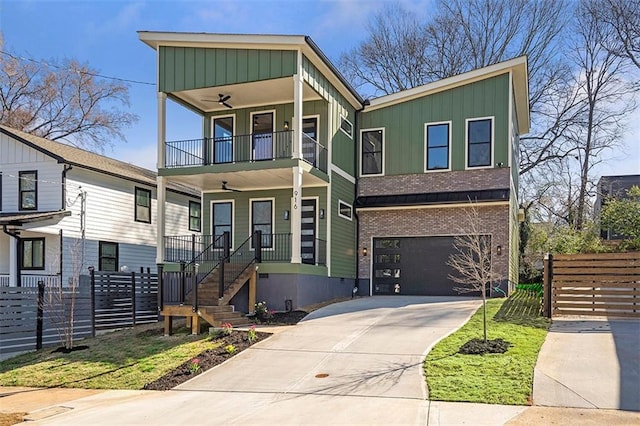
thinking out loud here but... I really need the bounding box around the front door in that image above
[301,199,316,265]
[252,112,273,160]
[213,116,233,163]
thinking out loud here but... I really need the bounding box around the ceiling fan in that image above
[201,94,233,109]
[221,181,242,192]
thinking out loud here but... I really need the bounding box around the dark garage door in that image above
[372,236,470,296]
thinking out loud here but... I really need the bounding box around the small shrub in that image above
[255,301,274,323]
[224,344,237,355]
[189,358,201,375]
[221,322,233,336]
[459,338,511,355]
[247,325,257,343]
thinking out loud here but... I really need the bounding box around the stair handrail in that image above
[219,230,262,298]
[184,233,228,311]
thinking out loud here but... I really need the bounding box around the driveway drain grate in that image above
[315,373,329,378]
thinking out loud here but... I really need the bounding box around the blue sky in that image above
[0,0,637,176]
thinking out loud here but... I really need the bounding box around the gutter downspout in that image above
[62,165,72,209]
[352,99,370,297]
[3,225,21,287]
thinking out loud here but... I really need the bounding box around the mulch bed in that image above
[458,338,511,355]
[143,310,309,391]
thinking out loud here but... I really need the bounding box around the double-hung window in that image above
[189,201,201,232]
[467,118,493,167]
[212,201,233,248]
[361,129,384,176]
[251,199,273,248]
[21,238,45,270]
[19,171,37,210]
[99,241,119,271]
[425,122,451,171]
[135,187,151,223]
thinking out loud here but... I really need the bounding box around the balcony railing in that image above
[165,131,327,173]
[0,274,61,287]
[163,233,326,266]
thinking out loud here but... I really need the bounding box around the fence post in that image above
[543,253,553,318]
[89,267,96,337]
[219,232,229,299]
[131,271,137,326]
[192,264,199,313]
[191,233,196,261]
[36,281,45,350]
[255,230,262,263]
[157,263,164,314]
[180,261,186,303]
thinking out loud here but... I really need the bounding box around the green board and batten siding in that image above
[359,73,510,174]
[331,173,356,278]
[159,47,297,92]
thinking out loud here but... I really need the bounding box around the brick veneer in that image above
[357,204,510,283]
[358,168,511,197]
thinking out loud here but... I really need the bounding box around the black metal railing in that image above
[315,238,327,266]
[164,131,328,173]
[164,234,225,263]
[260,233,292,262]
[220,231,260,297]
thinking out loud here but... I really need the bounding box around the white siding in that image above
[0,233,10,273]
[16,230,61,278]
[166,191,198,236]
[0,132,63,212]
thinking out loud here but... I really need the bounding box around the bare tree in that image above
[0,36,138,152]
[447,202,502,342]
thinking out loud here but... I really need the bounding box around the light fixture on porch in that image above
[363,247,368,257]
[284,210,290,220]
[284,121,289,131]
[496,245,502,256]
[319,208,325,219]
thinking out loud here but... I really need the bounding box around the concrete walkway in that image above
[533,318,640,411]
[10,296,485,425]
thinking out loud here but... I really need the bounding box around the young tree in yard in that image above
[600,185,640,245]
[447,202,502,342]
[0,35,138,152]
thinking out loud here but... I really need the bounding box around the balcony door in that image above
[302,117,318,166]
[213,116,234,163]
[252,111,274,161]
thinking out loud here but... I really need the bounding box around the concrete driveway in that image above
[533,318,640,411]
[28,296,482,425]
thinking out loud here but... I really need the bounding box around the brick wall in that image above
[357,204,510,282]
[358,168,511,197]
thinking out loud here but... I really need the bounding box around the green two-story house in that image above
[139,31,528,324]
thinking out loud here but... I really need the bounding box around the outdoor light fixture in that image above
[497,245,502,256]
[284,210,290,220]
[319,208,325,219]
[363,247,368,256]
[284,121,289,131]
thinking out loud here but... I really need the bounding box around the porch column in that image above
[291,166,303,264]
[157,92,167,169]
[156,176,166,265]
[292,55,303,159]
[9,234,17,287]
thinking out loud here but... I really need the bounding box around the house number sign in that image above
[293,190,299,210]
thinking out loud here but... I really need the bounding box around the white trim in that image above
[337,199,353,221]
[465,116,495,170]
[211,113,236,164]
[356,201,509,212]
[508,71,514,169]
[249,197,276,251]
[359,127,385,177]
[330,164,356,184]
[424,121,452,173]
[250,109,276,160]
[339,114,353,139]
[210,199,235,250]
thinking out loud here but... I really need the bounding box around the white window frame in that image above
[359,127,385,177]
[210,113,236,164]
[424,121,452,172]
[249,197,275,251]
[465,116,495,169]
[210,199,235,250]
[337,200,353,221]
[339,114,353,139]
[250,109,276,160]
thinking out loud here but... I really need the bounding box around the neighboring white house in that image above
[0,125,200,287]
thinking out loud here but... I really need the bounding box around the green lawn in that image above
[0,323,219,389]
[424,291,550,405]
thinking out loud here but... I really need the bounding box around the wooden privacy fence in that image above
[543,252,640,318]
[0,271,159,356]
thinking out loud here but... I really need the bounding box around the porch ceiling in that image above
[174,77,323,113]
[165,165,328,192]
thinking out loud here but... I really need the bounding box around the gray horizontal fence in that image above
[1,271,160,357]
[1,283,92,356]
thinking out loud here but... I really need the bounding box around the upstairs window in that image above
[361,129,384,176]
[338,200,353,221]
[19,171,37,210]
[467,118,493,167]
[189,201,201,232]
[21,238,45,270]
[135,187,151,223]
[340,116,353,138]
[425,122,450,171]
[99,241,119,272]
